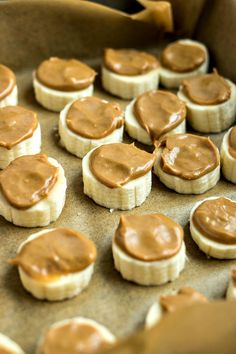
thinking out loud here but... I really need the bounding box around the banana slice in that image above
[0,156,67,227]
[0,333,24,354]
[226,270,236,300]
[38,317,116,354]
[190,197,236,259]
[221,127,236,183]
[0,85,18,108]
[59,98,124,158]
[178,79,236,133]
[159,39,209,89]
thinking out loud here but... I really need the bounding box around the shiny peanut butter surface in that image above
[90,143,155,188]
[40,322,110,354]
[0,106,38,149]
[134,90,186,142]
[159,134,219,180]
[115,214,183,261]
[104,48,159,76]
[0,154,58,209]
[160,287,208,313]
[10,228,97,282]
[192,197,236,244]
[66,97,124,139]
[161,41,206,72]
[182,71,231,105]
[36,57,96,91]
[0,64,16,100]
[228,126,236,159]
[0,346,14,354]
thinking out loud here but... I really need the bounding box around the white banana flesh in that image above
[59,101,124,158]
[102,66,159,100]
[0,124,41,169]
[159,39,209,89]
[0,157,67,227]
[178,80,236,133]
[226,278,236,300]
[190,197,236,259]
[33,76,93,112]
[145,301,164,329]
[82,147,152,210]
[112,240,186,286]
[221,128,236,183]
[0,85,18,107]
[153,147,220,194]
[0,333,24,354]
[125,98,186,145]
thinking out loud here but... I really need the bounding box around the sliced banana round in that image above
[0,154,67,227]
[159,39,209,89]
[9,228,97,301]
[38,317,116,354]
[59,97,124,158]
[112,214,186,286]
[0,85,18,108]
[190,196,236,259]
[226,270,236,300]
[0,64,18,107]
[82,143,155,210]
[33,57,96,112]
[0,333,24,354]
[221,126,236,183]
[102,48,159,99]
[153,134,220,194]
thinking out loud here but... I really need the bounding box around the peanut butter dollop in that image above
[0,106,38,149]
[161,41,206,72]
[159,134,219,180]
[115,214,184,261]
[10,228,96,282]
[160,287,208,313]
[192,197,236,244]
[104,48,159,76]
[0,346,14,354]
[134,90,186,142]
[66,97,124,139]
[90,143,155,188]
[232,269,236,285]
[228,126,236,159]
[0,64,16,100]
[40,321,110,354]
[36,57,96,91]
[182,70,231,105]
[0,154,58,209]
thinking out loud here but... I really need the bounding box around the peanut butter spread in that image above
[115,214,184,261]
[182,70,231,105]
[0,347,14,354]
[134,90,186,142]
[160,287,208,313]
[66,97,124,139]
[161,41,206,73]
[228,126,236,159]
[10,228,97,282]
[159,134,219,180]
[90,143,155,188]
[0,154,58,209]
[232,269,236,285]
[36,57,96,91]
[0,64,16,100]
[104,48,159,76]
[192,197,236,244]
[0,106,38,149]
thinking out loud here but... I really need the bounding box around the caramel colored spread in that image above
[159,134,219,180]
[115,214,183,261]
[90,143,155,188]
[0,106,38,149]
[0,64,16,100]
[161,41,206,72]
[134,90,186,142]
[40,321,110,354]
[192,197,236,244]
[36,57,96,91]
[0,154,58,209]
[0,347,14,354]
[228,126,236,159]
[66,97,124,139]
[182,70,231,105]
[104,48,159,76]
[160,287,208,313]
[10,228,97,282]
[232,269,236,286]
